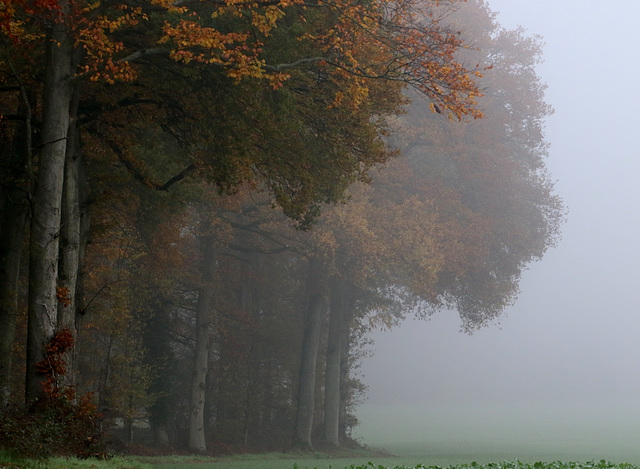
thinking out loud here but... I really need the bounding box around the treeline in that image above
[0,0,563,456]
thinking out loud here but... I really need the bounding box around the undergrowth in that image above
[0,450,150,468]
[0,329,105,459]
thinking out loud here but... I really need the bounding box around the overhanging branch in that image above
[91,128,194,191]
[265,57,324,72]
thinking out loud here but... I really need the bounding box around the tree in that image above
[0,81,31,406]
[297,0,564,447]
[0,0,562,457]
[380,0,564,332]
[56,84,90,390]
[25,0,74,404]
[1,0,485,407]
[291,256,330,449]
[322,277,347,447]
[189,223,215,453]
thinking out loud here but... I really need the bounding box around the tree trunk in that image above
[25,11,73,406]
[292,257,329,450]
[189,231,215,453]
[0,187,29,406]
[146,300,174,447]
[153,425,170,447]
[98,335,113,411]
[56,87,84,390]
[338,307,353,442]
[321,276,344,447]
[0,83,32,407]
[125,419,134,444]
[239,253,255,448]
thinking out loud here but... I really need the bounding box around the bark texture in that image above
[26,12,73,405]
[56,88,85,390]
[189,232,215,453]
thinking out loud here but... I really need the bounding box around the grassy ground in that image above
[134,456,640,469]
[131,441,640,469]
[134,448,398,469]
[8,400,640,468]
[3,448,640,469]
[0,452,151,468]
[353,403,640,466]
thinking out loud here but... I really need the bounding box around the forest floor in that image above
[0,445,392,469]
[132,444,393,466]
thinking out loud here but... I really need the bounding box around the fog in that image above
[354,0,640,461]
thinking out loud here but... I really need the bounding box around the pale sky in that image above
[355,0,640,458]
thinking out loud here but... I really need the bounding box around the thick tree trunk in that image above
[25,12,73,405]
[292,257,329,450]
[321,277,344,447]
[189,232,215,453]
[56,89,84,390]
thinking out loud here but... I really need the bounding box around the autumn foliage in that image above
[0,0,563,456]
[34,328,75,401]
[0,330,104,458]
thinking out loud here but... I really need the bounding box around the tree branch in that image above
[265,56,325,72]
[116,47,171,64]
[159,163,196,190]
[227,243,290,255]
[91,128,194,191]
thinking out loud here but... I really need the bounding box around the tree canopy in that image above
[0,0,563,456]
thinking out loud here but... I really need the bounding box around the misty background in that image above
[354,0,640,462]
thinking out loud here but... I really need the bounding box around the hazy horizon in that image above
[354,0,640,462]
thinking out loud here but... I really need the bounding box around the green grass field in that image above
[352,401,640,466]
[140,456,640,469]
[4,442,640,469]
[6,400,640,468]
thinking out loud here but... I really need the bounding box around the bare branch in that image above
[265,57,325,72]
[116,47,171,64]
[90,128,194,191]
